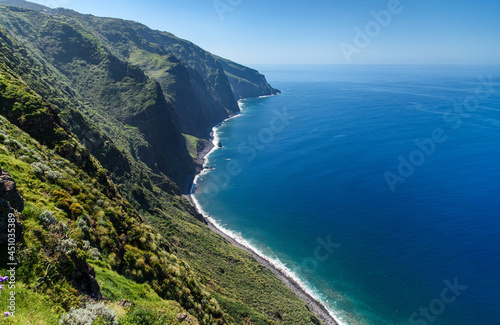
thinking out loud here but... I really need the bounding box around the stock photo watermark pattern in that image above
[196,105,295,206]
[300,235,340,274]
[384,75,496,192]
[339,0,406,64]
[213,0,244,21]
[1,212,17,317]
[408,278,467,325]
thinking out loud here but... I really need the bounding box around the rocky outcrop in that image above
[0,4,279,191]
[0,166,24,212]
[68,255,103,300]
[216,58,281,99]
[46,10,278,139]
[0,166,24,245]
[177,312,195,323]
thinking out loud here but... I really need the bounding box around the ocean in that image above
[192,65,500,325]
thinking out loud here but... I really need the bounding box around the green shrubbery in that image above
[69,202,84,218]
[0,6,324,324]
[120,304,169,325]
[0,116,228,324]
[31,161,63,182]
[60,302,118,325]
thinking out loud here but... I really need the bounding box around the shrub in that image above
[120,304,169,325]
[49,222,69,236]
[12,139,25,150]
[69,203,84,218]
[70,183,81,195]
[39,209,69,235]
[59,302,118,325]
[31,161,63,181]
[19,155,35,163]
[39,210,58,228]
[78,217,90,233]
[82,240,101,260]
[53,189,72,200]
[32,162,51,176]
[56,238,77,255]
[89,248,101,260]
[66,167,76,176]
[46,170,63,181]
[51,159,66,168]
[58,198,73,211]
[82,240,91,251]
[53,189,74,211]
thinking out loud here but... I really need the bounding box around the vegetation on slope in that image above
[0,3,322,324]
[0,66,224,324]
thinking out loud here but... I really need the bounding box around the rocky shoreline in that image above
[184,120,340,325]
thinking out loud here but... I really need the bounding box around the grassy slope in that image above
[0,68,224,323]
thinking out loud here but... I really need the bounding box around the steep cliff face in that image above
[0,7,193,187]
[49,10,279,137]
[216,57,281,99]
[0,4,324,324]
[56,14,234,138]
[0,3,279,182]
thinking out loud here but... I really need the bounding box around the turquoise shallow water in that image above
[193,65,500,324]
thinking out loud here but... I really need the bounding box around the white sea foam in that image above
[190,192,349,325]
[190,108,349,325]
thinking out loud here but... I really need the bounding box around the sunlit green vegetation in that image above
[0,4,319,325]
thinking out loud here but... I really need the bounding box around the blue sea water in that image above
[193,65,500,325]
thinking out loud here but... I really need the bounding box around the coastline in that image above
[185,98,343,325]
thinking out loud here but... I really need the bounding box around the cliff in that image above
[0,2,322,325]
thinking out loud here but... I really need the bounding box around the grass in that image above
[183,134,201,158]
[0,115,223,323]
[147,204,321,325]
[90,261,200,325]
[0,282,61,324]
[0,6,324,324]
[89,260,162,303]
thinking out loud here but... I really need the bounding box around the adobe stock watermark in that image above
[195,106,295,206]
[213,0,243,21]
[384,75,495,192]
[339,0,404,64]
[3,213,18,317]
[408,278,467,325]
[299,235,340,274]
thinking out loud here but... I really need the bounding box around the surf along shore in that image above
[183,99,342,325]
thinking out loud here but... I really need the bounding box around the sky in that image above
[27,0,500,66]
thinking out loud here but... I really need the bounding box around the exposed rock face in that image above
[177,312,195,323]
[0,5,279,192]
[0,166,24,212]
[0,166,24,245]
[68,255,103,300]
[216,58,281,99]
[117,299,132,307]
[0,167,102,299]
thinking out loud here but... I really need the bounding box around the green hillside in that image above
[0,2,320,325]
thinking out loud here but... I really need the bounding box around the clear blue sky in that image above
[30,0,500,65]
